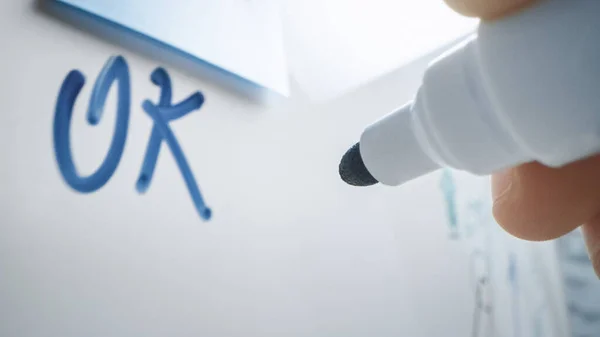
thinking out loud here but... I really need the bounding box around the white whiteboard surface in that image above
[0,2,568,337]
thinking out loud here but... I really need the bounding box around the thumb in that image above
[492,156,600,277]
[444,0,540,20]
[583,216,600,278]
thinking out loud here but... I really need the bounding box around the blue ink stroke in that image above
[137,68,211,220]
[53,55,130,193]
[440,169,458,236]
[508,253,522,337]
[568,303,600,323]
[469,250,493,337]
[53,56,211,221]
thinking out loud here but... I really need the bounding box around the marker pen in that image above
[339,0,600,187]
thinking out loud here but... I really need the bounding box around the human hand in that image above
[445,0,600,278]
[444,0,539,20]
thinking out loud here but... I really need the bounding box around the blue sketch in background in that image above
[440,169,459,239]
[557,230,600,336]
[464,198,486,238]
[529,245,565,337]
[507,253,522,337]
[470,249,494,337]
[533,305,544,337]
[441,170,577,337]
[440,173,500,337]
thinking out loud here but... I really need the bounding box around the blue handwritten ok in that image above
[53,56,212,220]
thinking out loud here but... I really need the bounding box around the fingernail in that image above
[593,256,600,280]
[581,215,600,278]
[582,220,600,279]
[587,246,600,279]
[492,169,513,203]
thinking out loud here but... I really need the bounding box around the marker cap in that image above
[357,0,600,186]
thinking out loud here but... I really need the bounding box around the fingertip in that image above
[491,165,552,241]
[582,216,600,279]
[491,161,593,242]
[442,0,479,18]
[444,0,540,20]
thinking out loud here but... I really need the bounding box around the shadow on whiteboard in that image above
[38,0,279,105]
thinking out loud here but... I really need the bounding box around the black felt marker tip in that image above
[339,142,379,187]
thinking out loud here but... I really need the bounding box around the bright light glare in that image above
[284,0,478,100]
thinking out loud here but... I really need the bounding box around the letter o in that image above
[53,56,130,193]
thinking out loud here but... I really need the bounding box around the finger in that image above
[582,216,600,278]
[491,155,600,241]
[444,0,540,20]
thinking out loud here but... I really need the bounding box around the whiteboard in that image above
[0,2,569,337]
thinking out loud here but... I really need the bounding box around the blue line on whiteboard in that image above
[508,253,521,337]
[140,98,211,220]
[136,68,204,193]
[53,56,211,221]
[53,56,130,193]
[440,169,458,238]
[533,305,546,337]
[469,249,494,337]
[568,303,600,324]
